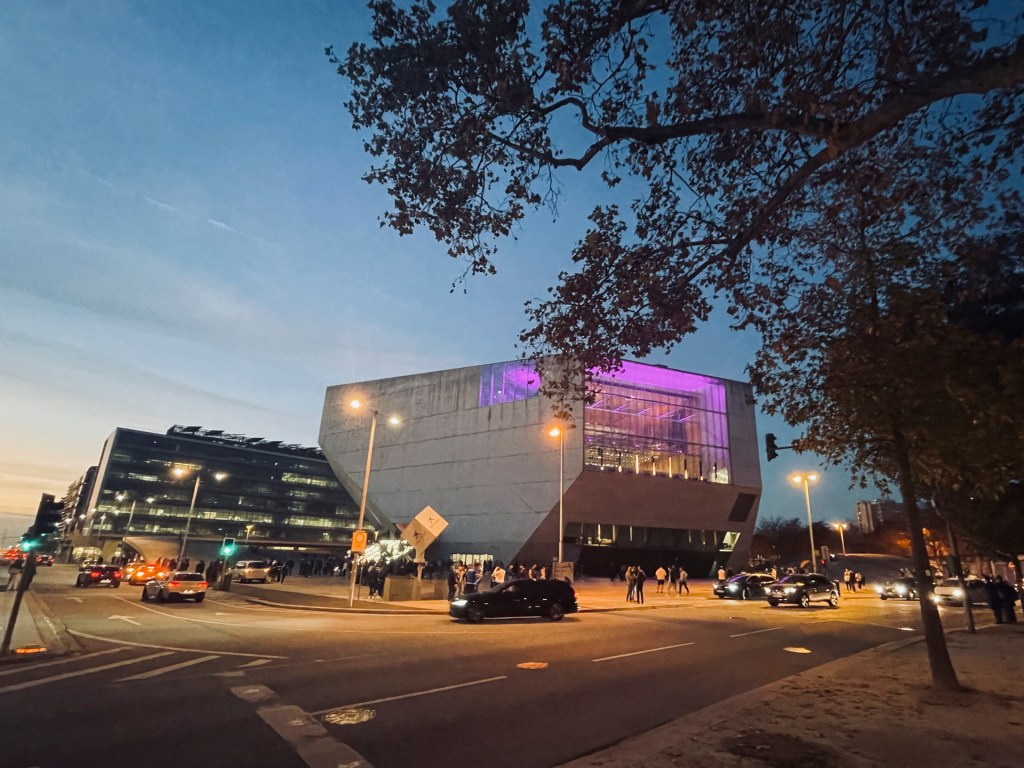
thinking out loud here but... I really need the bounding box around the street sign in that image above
[351,529,368,553]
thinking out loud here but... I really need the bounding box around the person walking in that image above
[717,566,726,582]
[668,564,680,594]
[634,566,647,604]
[195,559,205,575]
[7,558,24,592]
[447,563,457,600]
[843,568,853,593]
[679,566,690,595]
[655,566,667,594]
[625,565,637,601]
[995,576,1018,623]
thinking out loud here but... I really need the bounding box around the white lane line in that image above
[119,654,220,681]
[68,629,286,658]
[0,647,127,678]
[730,626,784,638]
[239,658,273,668]
[310,675,508,716]
[592,642,694,663]
[0,652,172,694]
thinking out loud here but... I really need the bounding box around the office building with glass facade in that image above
[73,425,361,562]
[320,360,762,576]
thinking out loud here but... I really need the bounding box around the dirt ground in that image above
[559,626,1024,768]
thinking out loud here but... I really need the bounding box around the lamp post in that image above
[832,522,848,556]
[347,399,400,606]
[174,468,227,563]
[790,473,819,573]
[547,424,571,564]
[245,524,255,544]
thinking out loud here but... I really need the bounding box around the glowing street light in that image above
[548,422,576,565]
[790,472,819,573]
[832,522,849,556]
[173,467,227,563]
[348,399,401,606]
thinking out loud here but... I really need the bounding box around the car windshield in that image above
[778,575,808,585]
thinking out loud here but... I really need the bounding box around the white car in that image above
[230,560,271,583]
[930,577,988,605]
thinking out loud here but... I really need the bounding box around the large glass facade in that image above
[478,361,540,407]
[584,362,731,484]
[86,426,363,545]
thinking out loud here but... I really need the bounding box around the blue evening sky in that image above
[0,1,879,542]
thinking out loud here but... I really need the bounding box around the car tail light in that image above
[90,570,101,578]
[168,581,180,588]
[113,571,122,578]
[198,582,208,589]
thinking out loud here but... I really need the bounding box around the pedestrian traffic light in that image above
[220,537,236,557]
[765,433,779,462]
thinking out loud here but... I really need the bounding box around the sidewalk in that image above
[0,586,70,661]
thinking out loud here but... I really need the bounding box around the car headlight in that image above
[895,585,907,595]
[874,585,884,593]
[727,584,739,592]
[953,588,963,598]
[451,599,468,607]
[784,587,797,594]
[930,595,940,604]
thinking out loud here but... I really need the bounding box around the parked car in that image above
[931,576,989,606]
[876,576,928,601]
[75,564,122,588]
[229,560,272,583]
[714,572,776,600]
[35,554,54,567]
[766,573,840,608]
[127,563,169,586]
[450,579,578,623]
[141,571,208,603]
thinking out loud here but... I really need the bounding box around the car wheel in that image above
[717,593,725,599]
[465,604,484,624]
[112,582,120,589]
[158,590,167,603]
[260,579,267,584]
[141,589,149,602]
[799,592,811,608]
[548,602,565,621]
[879,594,888,600]
[75,578,83,587]
[742,588,751,600]
[768,598,779,607]
[907,591,918,601]
[828,592,840,608]
[194,594,205,603]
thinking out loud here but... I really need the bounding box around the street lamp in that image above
[832,522,849,556]
[348,399,401,606]
[790,473,819,573]
[173,467,227,563]
[547,423,575,565]
[245,524,255,544]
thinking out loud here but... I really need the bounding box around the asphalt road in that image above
[4,566,955,768]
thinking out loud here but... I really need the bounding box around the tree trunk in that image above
[895,446,961,691]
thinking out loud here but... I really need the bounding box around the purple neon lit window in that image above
[479,361,540,407]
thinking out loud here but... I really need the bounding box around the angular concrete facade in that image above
[319,360,762,577]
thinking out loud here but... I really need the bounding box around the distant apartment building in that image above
[70,425,361,562]
[320,359,763,576]
[855,498,903,534]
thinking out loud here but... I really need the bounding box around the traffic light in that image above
[220,537,236,557]
[765,433,779,462]
[25,493,63,549]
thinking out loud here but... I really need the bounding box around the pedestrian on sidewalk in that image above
[679,566,690,595]
[634,566,646,604]
[717,566,726,582]
[655,566,667,594]
[984,576,1006,623]
[625,565,637,601]
[995,576,1018,623]
[7,558,24,591]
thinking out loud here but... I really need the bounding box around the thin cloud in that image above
[207,217,234,230]
[145,196,181,214]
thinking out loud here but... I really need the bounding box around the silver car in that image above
[230,560,272,583]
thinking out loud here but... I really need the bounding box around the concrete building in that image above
[319,359,762,577]
[70,425,361,563]
[855,499,902,534]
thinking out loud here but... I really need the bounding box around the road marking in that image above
[730,626,783,638]
[68,629,287,658]
[0,647,127,678]
[66,597,83,603]
[592,642,694,663]
[118,654,219,680]
[784,647,812,654]
[311,676,508,716]
[0,652,172,694]
[239,658,273,667]
[108,614,141,625]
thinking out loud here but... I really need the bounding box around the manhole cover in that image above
[517,662,549,669]
[323,708,376,726]
[783,647,812,654]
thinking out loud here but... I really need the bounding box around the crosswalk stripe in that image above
[0,652,172,694]
[0,647,126,678]
[238,658,273,668]
[118,654,220,681]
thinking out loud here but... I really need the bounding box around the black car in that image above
[450,579,578,623]
[36,554,54,567]
[876,576,925,600]
[766,573,839,608]
[713,572,776,600]
[76,564,122,588]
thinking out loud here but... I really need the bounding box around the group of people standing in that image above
[984,575,1019,624]
[843,568,866,592]
[447,561,546,600]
